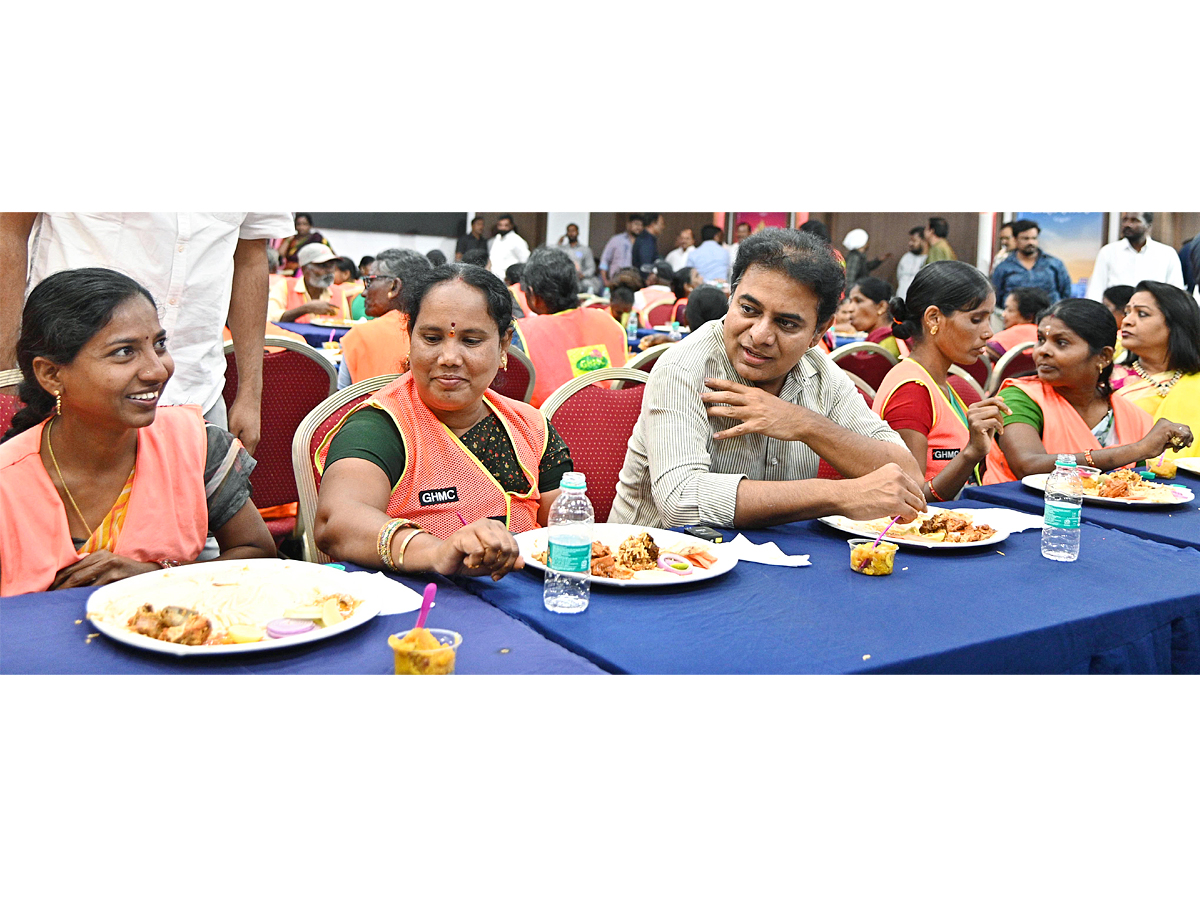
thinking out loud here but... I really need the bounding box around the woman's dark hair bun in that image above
[888,295,916,341]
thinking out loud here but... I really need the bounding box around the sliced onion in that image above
[656,553,693,575]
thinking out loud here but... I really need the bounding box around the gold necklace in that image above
[46,417,96,539]
[1131,361,1182,397]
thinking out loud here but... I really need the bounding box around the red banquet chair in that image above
[223,338,337,547]
[959,355,991,389]
[541,367,649,523]
[488,346,535,404]
[643,299,677,327]
[984,341,1037,396]
[671,299,688,324]
[0,369,23,437]
[292,374,398,564]
[947,365,985,406]
[829,341,898,392]
[626,342,671,374]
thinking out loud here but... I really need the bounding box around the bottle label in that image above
[548,539,591,574]
[1044,500,1080,529]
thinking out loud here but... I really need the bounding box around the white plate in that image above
[516,523,737,589]
[1021,473,1195,506]
[1173,458,1200,477]
[651,324,689,333]
[86,558,381,656]
[819,507,1011,549]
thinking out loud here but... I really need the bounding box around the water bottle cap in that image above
[1058,459,1077,468]
[560,472,586,490]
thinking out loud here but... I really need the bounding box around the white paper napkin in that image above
[955,507,1044,533]
[727,533,811,566]
[339,571,425,615]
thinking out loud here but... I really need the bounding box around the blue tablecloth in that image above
[456,500,1200,674]
[274,321,352,348]
[0,568,604,675]
[962,467,1200,552]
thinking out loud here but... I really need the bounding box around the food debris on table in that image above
[85,633,99,644]
[996,551,1005,556]
[74,619,82,625]
[500,648,510,654]
[862,654,871,661]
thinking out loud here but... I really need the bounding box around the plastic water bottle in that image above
[669,319,681,341]
[543,472,593,613]
[1041,454,1083,562]
[626,311,639,343]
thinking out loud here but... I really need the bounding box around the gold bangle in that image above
[377,519,406,571]
[392,528,424,571]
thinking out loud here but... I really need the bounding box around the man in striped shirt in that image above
[609,229,927,529]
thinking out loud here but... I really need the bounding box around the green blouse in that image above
[324,405,573,493]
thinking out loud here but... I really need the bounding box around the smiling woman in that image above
[314,263,575,582]
[982,298,1193,482]
[0,268,277,596]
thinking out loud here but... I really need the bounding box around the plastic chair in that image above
[830,341,899,391]
[642,299,676,327]
[223,338,338,546]
[0,369,23,438]
[541,367,649,522]
[489,346,536,405]
[627,342,671,374]
[984,341,1036,396]
[947,365,985,406]
[291,374,399,563]
[959,355,991,389]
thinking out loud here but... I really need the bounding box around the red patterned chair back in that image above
[959,356,990,388]
[542,367,649,522]
[830,341,898,391]
[292,374,398,563]
[224,338,337,510]
[947,367,984,406]
[627,343,671,374]
[488,346,535,404]
[644,300,676,327]
[672,299,688,324]
[984,341,1037,396]
[0,370,23,438]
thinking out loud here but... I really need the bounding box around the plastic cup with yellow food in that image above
[848,538,899,576]
[322,340,340,351]
[1076,465,1101,491]
[389,627,462,674]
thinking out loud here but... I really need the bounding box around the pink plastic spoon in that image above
[872,516,901,548]
[415,583,436,630]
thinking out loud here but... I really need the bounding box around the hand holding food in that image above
[964,397,1010,459]
[702,378,805,441]
[430,519,524,581]
[840,463,927,524]
[1138,419,1193,458]
[302,300,340,317]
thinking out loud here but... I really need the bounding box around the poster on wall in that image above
[1015,212,1105,298]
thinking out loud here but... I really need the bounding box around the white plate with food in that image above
[819,507,1010,549]
[86,558,381,656]
[651,324,689,334]
[1172,458,1200,478]
[516,523,737,588]
[1021,471,1195,506]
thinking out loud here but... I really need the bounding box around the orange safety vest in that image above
[0,406,209,596]
[512,307,630,407]
[286,277,349,324]
[874,359,971,481]
[316,374,546,540]
[983,376,1153,484]
[340,309,411,383]
[990,323,1038,355]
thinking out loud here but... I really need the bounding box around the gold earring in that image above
[55,390,62,416]
[930,325,939,336]
[501,354,508,371]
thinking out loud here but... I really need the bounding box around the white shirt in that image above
[1085,236,1185,300]
[726,242,740,279]
[895,251,927,300]
[665,246,693,272]
[26,212,295,412]
[487,231,530,274]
